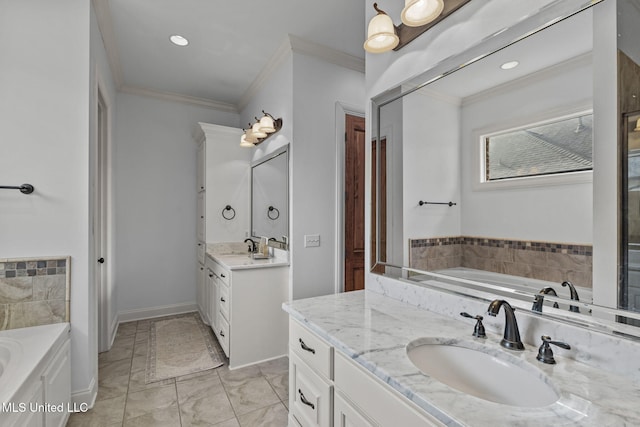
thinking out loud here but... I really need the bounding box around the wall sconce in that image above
[240,111,283,147]
[364,0,470,54]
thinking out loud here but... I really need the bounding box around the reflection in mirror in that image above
[251,146,289,247]
[368,0,640,331]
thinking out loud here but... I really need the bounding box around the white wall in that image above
[402,91,461,257]
[460,60,593,244]
[290,53,365,299]
[241,48,366,299]
[114,93,238,316]
[0,0,94,402]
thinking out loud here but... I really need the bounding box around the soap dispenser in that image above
[260,236,269,257]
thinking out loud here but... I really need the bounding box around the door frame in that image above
[335,102,365,294]
[93,69,115,353]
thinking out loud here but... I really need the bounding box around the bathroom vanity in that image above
[284,289,640,427]
[204,248,289,369]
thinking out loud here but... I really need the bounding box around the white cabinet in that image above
[5,333,70,427]
[196,140,205,193]
[208,256,289,369]
[289,319,444,427]
[196,263,206,323]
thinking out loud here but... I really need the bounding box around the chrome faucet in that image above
[487,299,525,350]
[561,281,580,313]
[531,287,560,312]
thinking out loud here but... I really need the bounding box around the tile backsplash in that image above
[410,236,592,288]
[0,256,70,330]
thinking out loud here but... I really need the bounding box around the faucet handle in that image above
[536,335,571,364]
[460,312,487,338]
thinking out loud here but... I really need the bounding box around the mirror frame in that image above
[250,144,289,250]
[370,0,640,335]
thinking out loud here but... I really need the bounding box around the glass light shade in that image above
[240,134,254,147]
[635,118,640,132]
[244,128,259,143]
[252,122,267,139]
[401,0,444,27]
[364,13,399,53]
[259,115,276,133]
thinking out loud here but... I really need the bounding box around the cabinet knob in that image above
[209,273,213,278]
[220,297,226,302]
[220,331,225,337]
[97,258,105,264]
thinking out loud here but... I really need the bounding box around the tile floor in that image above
[67,314,289,427]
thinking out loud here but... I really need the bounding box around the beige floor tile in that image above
[122,405,181,427]
[225,377,281,417]
[176,373,225,402]
[237,402,289,427]
[267,373,288,404]
[136,320,152,332]
[213,418,241,427]
[133,340,148,357]
[257,357,288,379]
[99,339,134,365]
[179,387,237,426]
[117,322,138,337]
[125,385,178,420]
[66,395,126,426]
[218,365,262,388]
[128,354,175,392]
[135,330,149,343]
[175,366,221,383]
[96,371,130,402]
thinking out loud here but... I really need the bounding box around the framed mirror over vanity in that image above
[251,145,289,250]
[370,0,640,334]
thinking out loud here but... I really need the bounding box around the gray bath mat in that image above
[146,313,223,383]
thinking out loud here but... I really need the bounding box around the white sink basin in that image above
[406,338,559,407]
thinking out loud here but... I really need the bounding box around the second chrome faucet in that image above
[487,299,525,350]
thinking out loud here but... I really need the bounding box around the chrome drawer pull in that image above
[220,331,225,337]
[298,389,315,410]
[220,297,226,302]
[299,338,316,354]
[221,273,226,278]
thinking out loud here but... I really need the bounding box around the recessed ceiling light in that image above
[500,61,519,70]
[169,35,189,47]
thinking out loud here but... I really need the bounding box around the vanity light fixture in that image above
[365,0,471,54]
[169,34,189,46]
[240,110,283,147]
[401,0,444,27]
[500,60,519,70]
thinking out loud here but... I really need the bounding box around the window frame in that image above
[472,104,594,191]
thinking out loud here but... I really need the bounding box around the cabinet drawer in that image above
[219,284,230,321]
[334,391,377,427]
[290,351,332,427]
[290,320,333,380]
[334,352,444,427]
[217,312,230,357]
[212,262,230,286]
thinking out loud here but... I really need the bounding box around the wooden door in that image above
[345,114,366,292]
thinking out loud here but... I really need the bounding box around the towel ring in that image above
[222,205,236,220]
[267,206,280,220]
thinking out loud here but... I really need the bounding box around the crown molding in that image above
[238,34,365,112]
[92,0,124,88]
[120,85,238,112]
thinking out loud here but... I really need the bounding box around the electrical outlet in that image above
[304,234,320,248]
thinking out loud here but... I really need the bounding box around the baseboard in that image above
[72,376,97,409]
[117,302,198,323]
[229,352,288,371]
[109,314,119,348]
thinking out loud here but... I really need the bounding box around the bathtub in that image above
[0,323,71,427]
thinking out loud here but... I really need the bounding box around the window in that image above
[482,112,593,182]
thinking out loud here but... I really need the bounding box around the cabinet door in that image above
[197,263,205,321]
[196,141,205,192]
[196,192,205,241]
[334,392,376,427]
[211,276,220,333]
[206,269,216,326]
[43,340,71,427]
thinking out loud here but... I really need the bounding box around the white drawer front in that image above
[290,320,333,380]
[212,262,230,286]
[219,284,230,321]
[217,312,230,357]
[290,352,332,427]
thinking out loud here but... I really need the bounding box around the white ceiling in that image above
[96,0,366,111]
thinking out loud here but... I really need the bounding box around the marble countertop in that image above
[206,250,289,271]
[283,291,640,426]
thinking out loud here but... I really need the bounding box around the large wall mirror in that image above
[251,145,289,248]
[371,0,640,335]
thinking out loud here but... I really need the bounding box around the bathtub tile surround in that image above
[0,256,70,331]
[284,289,640,426]
[410,236,592,287]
